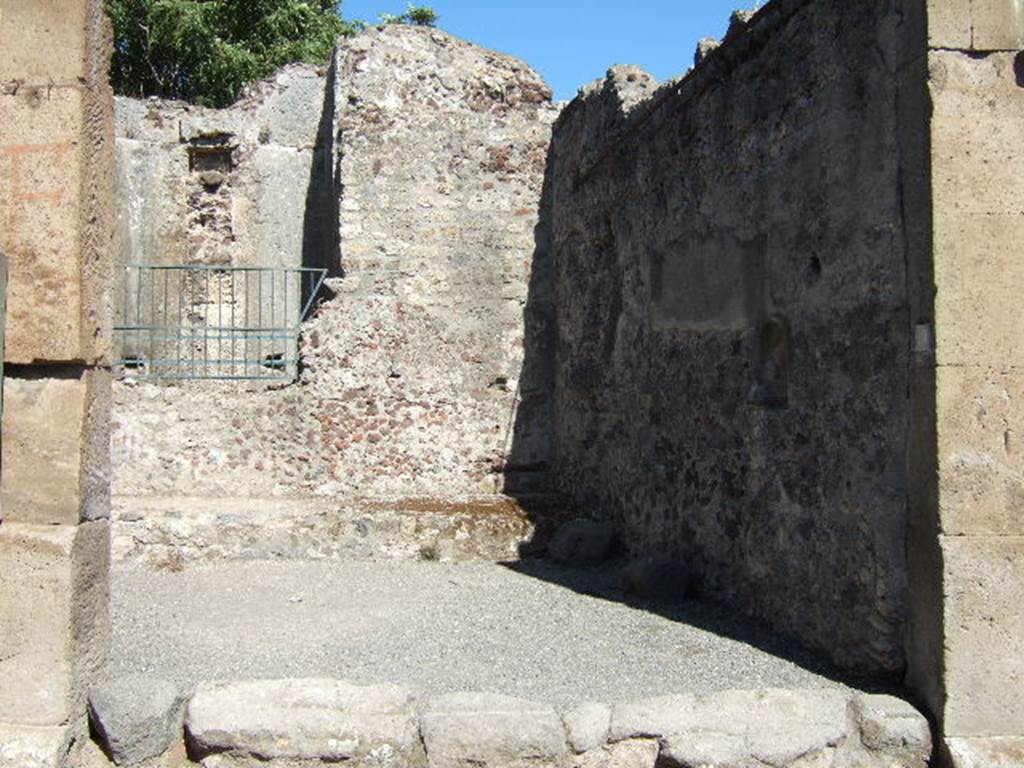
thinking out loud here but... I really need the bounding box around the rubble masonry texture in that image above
[112,25,558,502]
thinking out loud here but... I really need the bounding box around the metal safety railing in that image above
[114,265,327,381]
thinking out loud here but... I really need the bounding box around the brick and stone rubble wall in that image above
[111,25,558,502]
[543,0,922,677]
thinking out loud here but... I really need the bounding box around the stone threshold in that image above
[112,494,572,567]
[82,677,932,768]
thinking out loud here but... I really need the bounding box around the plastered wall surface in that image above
[115,63,329,273]
[545,0,919,677]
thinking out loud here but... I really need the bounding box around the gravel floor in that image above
[112,559,855,707]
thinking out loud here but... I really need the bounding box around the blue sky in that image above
[341,1,752,101]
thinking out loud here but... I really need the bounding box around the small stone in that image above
[199,170,224,188]
[727,9,757,38]
[695,37,720,66]
[420,692,568,768]
[620,556,691,600]
[853,694,931,767]
[548,519,614,566]
[88,675,184,766]
[0,725,69,768]
[563,701,611,753]
[574,739,658,768]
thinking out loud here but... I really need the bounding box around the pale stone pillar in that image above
[0,1,115,765]
[909,1,1024,764]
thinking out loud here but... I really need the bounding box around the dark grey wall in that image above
[545,0,920,676]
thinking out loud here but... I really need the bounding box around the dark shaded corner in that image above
[300,54,343,313]
[496,112,887,698]
[498,0,941,704]
[501,136,569,551]
[899,0,944,743]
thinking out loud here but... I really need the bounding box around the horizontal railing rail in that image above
[114,264,327,381]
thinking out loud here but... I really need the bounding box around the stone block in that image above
[853,694,932,768]
[930,51,1024,217]
[179,113,249,144]
[933,213,1024,368]
[0,0,88,83]
[547,520,614,567]
[942,535,1024,737]
[420,692,568,768]
[970,0,1024,50]
[0,522,110,727]
[562,702,611,754]
[932,117,1024,216]
[927,0,972,49]
[0,725,71,768]
[0,86,86,363]
[573,739,657,768]
[947,736,1024,767]
[610,689,851,767]
[936,366,1024,536]
[2,374,86,525]
[185,678,419,764]
[89,675,184,766]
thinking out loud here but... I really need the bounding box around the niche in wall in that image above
[749,315,790,409]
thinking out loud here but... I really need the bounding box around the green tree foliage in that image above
[379,3,438,27]
[107,0,437,108]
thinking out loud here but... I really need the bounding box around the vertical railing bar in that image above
[257,269,263,375]
[178,269,184,380]
[162,269,169,378]
[218,270,223,379]
[135,265,143,372]
[245,270,251,379]
[270,268,276,375]
[191,268,197,379]
[122,265,129,374]
[202,270,208,379]
[284,269,290,379]
[148,268,156,378]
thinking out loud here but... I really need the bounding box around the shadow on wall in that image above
[497,126,885,698]
[499,0,937,701]
[501,140,557,501]
[300,56,343,314]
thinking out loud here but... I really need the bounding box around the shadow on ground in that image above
[498,109,915,706]
[500,556,903,698]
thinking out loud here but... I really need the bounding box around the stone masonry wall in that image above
[115,63,330,274]
[910,1,1024,761]
[544,0,921,677]
[111,26,558,504]
[0,0,116,760]
[114,64,332,369]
